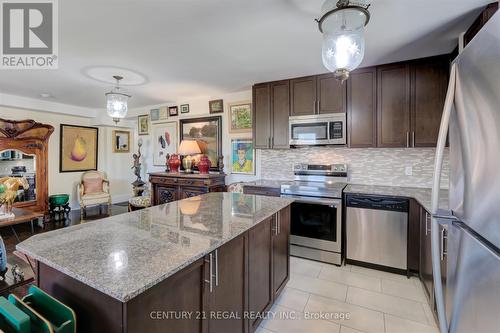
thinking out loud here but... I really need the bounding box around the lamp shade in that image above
[178,140,201,155]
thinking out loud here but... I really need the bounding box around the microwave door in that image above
[290,122,328,145]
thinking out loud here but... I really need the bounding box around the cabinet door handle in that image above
[317,100,320,114]
[412,131,415,147]
[440,227,448,261]
[214,249,219,287]
[425,212,430,236]
[272,137,274,147]
[204,253,213,293]
[406,132,410,148]
[268,137,271,148]
[277,213,281,234]
[313,101,316,114]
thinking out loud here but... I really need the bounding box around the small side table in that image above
[49,198,71,222]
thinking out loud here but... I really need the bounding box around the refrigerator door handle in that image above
[431,63,457,333]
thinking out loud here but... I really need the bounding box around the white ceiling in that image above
[0,0,492,110]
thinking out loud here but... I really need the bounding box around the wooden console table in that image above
[0,208,44,242]
[149,172,226,206]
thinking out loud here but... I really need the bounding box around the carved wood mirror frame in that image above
[0,118,54,213]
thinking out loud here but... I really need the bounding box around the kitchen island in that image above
[17,192,293,333]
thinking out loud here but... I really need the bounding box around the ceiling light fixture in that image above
[105,75,131,124]
[317,0,370,82]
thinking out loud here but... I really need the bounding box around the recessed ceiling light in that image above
[40,93,53,98]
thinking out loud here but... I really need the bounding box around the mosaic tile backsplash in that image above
[259,147,449,188]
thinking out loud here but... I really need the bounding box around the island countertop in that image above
[17,193,294,302]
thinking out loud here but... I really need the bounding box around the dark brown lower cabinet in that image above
[206,236,246,333]
[37,206,291,333]
[419,207,434,303]
[273,206,290,298]
[248,217,273,332]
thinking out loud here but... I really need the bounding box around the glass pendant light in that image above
[317,0,370,82]
[106,75,131,124]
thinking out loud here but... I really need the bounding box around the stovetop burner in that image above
[280,163,348,199]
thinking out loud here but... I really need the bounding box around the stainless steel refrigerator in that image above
[431,11,500,333]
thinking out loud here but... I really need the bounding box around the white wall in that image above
[130,90,259,185]
[0,106,135,208]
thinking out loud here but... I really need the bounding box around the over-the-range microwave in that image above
[289,113,346,146]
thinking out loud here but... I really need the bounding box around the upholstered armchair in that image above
[78,171,111,219]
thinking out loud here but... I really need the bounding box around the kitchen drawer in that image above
[178,178,208,187]
[150,176,179,185]
[243,186,281,197]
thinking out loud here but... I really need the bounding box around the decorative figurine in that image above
[165,153,170,172]
[218,155,225,174]
[11,264,24,282]
[131,139,146,196]
[0,176,29,219]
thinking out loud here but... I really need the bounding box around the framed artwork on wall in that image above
[138,114,149,135]
[59,124,98,172]
[230,138,254,174]
[150,108,160,121]
[228,101,252,133]
[180,116,222,171]
[112,130,130,153]
[168,106,178,117]
[209,99,224,114]
[180,104,190,114]
[152,122,178,166]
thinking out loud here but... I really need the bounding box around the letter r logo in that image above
[2,2,53,54]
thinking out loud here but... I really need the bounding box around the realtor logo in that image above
[1,0,58,69]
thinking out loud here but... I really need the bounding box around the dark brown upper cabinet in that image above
[317,73,346,114]
[290,75,346,116]
[252,80,290,149]
[290,76,316,116]
[377,63,411,148]
[464,2,498,47]
[271,80,290,149]
[411,56,449,147]
[347,67,377,148]
[253,83,272,149]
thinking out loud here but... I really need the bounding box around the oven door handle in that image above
[281,194,340,207]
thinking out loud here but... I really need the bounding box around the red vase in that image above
[167,154,181,173]
[197,155,211,174]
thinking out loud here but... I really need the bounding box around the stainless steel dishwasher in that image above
[345,195,409,271]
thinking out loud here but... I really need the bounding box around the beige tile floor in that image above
[257,257,438,333]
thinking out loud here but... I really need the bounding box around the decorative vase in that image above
[167,154,181,173]
[198,155,211,174]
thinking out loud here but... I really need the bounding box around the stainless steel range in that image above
[281,163,347,265]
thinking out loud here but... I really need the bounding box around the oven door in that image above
[282,195,342,253]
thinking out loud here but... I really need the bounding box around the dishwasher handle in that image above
[346,195,409,212]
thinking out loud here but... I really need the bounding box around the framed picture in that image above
[150,108,160,121]
[138,114,149,135]
[180,104,190,114]
[209,99,224,114]
[168,106,178,117]
[113,130,130,153]
[180,116,222,171]
[152,122,178,166]
[229,101,252,133]
[231,138,255,174]
[59,124,98,172]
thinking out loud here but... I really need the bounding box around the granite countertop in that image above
[17,193,293,302]
[243,180,449,212]
[344,184,449,212]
